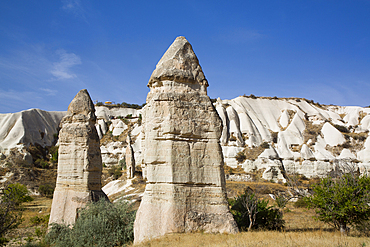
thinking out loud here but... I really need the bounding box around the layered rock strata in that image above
[134,36,238,243]
[49,89,108,226]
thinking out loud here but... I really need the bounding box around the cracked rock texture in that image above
[49,89,108,226]
[134,37,238,243]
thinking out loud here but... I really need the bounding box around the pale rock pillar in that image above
[126,135,135,178]
[49,89,108,226]
[134,36,238,243]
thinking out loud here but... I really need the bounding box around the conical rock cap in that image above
[67,89,95,116]
[148,36,208,88]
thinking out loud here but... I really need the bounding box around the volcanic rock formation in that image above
[49,89,108,226]
[134,36,238,243]
[126,135,135,178]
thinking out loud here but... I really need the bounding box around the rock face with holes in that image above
[134,37,238,243]
[49,89,108,226]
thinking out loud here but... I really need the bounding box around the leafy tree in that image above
[0,183,34,246]
[229,189,284,231]
[305,173,370,234]
[46,199,135,247]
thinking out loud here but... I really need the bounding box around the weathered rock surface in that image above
[0,109,65,154]
[217,97,370,180]
[134,37,238,243]
[49,89,108,226]
[126,135,135,178]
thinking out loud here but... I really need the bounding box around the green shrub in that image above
[29,215,49,226]
[34,159,49,169]
[38,185,54,198]
[108,165,122,179]
[49,146,58,163]
[119,158,126,170]
[229,190,284,231]
[45,199,135,247]
[294,197,309,208]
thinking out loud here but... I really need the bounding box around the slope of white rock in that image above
[215,96,370,180]
[321,122,345,146]
[0,109,66,154]
[1,97,369,181]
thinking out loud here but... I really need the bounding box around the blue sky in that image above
[0,1,369,113]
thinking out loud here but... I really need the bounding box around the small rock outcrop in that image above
[126,135,135,178]
[49,89,108,226]
[134,36,238,243]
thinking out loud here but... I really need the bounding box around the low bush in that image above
[45,199,135,247]
[229,190,284,231]
[293,197,309,208]
[333,124,350,133]
[235,152,246,164]
[108,165,122,179]
[38,185,54,198]
[29,215,49,226]
[260,142,270,149]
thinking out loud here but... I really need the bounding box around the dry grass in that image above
[134,179,370,247]
[20,196,52,228]
[224,165,246,175]
[242,146,265,161]
[134,231,370,247]
[133,202,368,247]
[359,111,368,123]
[5,196,52,246]
[303,120,324,146]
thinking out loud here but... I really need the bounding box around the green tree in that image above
[0,183,34,245]
[305,173,370,234]
[46,199,135,247]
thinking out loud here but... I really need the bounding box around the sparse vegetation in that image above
[358,111,368,123]
[303,120,324,146]
[333,124,350,133]
[235,142,270,163]
[235,152,246,164]
[260,142,270,149]
[0,183,34,245]
[46,199,135,247]
[270,131,278,143]
[108,165,123,179]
